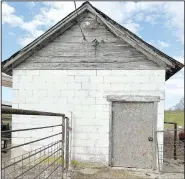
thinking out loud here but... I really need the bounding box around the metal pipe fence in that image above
[156,125,184,173]
[1,107,70,179]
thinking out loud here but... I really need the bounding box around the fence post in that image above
[66,117,69,169]
[62,116,65,179]
[174,123,177,160]
[65,117,69,171]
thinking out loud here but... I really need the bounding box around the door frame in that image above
[107,95,160,170]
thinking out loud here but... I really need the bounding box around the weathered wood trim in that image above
[27,56,148,63]
[109,102,113,166]
[107,95,160,102]
[2,73,12,87]
[87,5,172,68]
[33,47,144,58]
[152,102,158,170]
[54,36,127,43]
[16,61,161,70]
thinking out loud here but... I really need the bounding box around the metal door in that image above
[111,102,154,168]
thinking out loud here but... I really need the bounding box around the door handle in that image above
[148,137,153,141]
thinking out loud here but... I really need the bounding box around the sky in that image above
[1,1,184,109]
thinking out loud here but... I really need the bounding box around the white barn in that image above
[2,2,183,169]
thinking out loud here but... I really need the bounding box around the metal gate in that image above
[1,107,70,179]
[156,122,184,173]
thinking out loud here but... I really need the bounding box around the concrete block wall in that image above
[12,69,165,164]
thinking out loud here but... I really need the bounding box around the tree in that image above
[172,97,184,111]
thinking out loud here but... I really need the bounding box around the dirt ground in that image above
[66,164,184,179]
[162,131,184,173]
[164,132,184,161]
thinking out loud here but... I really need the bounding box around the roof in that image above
[2,1,184,80]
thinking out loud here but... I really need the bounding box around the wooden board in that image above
[16,12,160,70]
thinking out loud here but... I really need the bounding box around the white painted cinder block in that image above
[74,76,89,83]
[12,69,165,165]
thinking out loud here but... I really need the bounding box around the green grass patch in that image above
[70,160,106,169]
[39,156,64,165]
[164,111,184,128]
[71,160,80,166]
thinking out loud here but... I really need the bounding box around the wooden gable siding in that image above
[16,13,160,70]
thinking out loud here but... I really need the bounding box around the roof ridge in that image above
[82,1,90,5]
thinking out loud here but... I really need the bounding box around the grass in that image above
[38,158,93,168]
[164,110,184,129]
[39,156,64,165]
[71,160,81,166]
[38,158,84,167]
